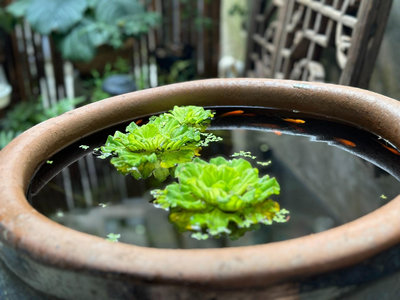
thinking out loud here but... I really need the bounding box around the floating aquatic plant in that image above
[106,233,121,242]
[100,106,221,181]
[151,157,289,240]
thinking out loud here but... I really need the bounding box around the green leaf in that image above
[106,233,120,242]
[100,106,219,181]
[26,0,87,35]
[6,0,31,18]
[167,105,214,128]
[39,97,85,120]
[152,157,288,240]
[0,97,85,147]
[95,0,144,24]
[59,21,98,62]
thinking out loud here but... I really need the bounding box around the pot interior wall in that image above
[29,107,400,249]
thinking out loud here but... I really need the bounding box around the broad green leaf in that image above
[59,26,95,61]
[6,0,31,18]
[95,0,144,24]
[0,96,84,149]
[26,0,87,35]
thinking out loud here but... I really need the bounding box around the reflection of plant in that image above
[0,97,84,149]
[6,0,159,61]
[100,106,220,182]
[152,157,289,240]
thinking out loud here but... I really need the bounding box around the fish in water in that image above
[334,138,356,148]
[219,110,244,117]
[282,118,306,124]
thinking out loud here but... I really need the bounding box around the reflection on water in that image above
[24,107,400,298]
[28,107,400,250]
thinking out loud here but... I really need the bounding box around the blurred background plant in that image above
[1,0,398,150]
[0,96,84,149]
[87,57,131,102]
[6,0,160,62]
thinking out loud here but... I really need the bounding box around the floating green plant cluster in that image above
[152,157,288,240]
[100,106,220,182]
[101,106,289,240]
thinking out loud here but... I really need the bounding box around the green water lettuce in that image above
[151,157,289,240]
[100,106,220,181]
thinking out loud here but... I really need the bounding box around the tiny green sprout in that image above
[98,202,108,208]
[380,194,388,200]
[106,233,120,242]
[199,132,223,147]
[55,210,64,218]
[259,143,269,152]
[257,161,272,167]
[79,145,90,150]
[231,151,256,159]
[46,160,53,164]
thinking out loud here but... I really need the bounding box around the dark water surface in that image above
[23,106,400,298]
[28,107,400,250]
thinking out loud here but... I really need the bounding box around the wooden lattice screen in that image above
[245,0,392,88]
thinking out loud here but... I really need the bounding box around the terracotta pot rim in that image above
[1,78,400,289]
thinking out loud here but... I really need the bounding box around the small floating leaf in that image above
[231,151,256,159]
[380,194,388,200]
[106,233,120,242]
[79,145,90,150]
[55,210,64,218]
[46,160,53,164]
[257,161,271,167]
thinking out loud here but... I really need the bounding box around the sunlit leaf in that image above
[152,157,289,240]
[101,106,219,181]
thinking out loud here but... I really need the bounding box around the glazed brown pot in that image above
[1,78,400,299]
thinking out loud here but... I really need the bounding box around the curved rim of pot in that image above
[1,78,400,289]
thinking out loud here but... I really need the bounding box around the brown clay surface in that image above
[1,79,400,298]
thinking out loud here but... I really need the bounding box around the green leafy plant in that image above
[0,5,15,32]
[157,60,196,86]
[0,97,84,149]
[100,106,220,182]
[88,57,132,102]
[152,157,289,240]
[6,0,160,61]
[102,105,289,241]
